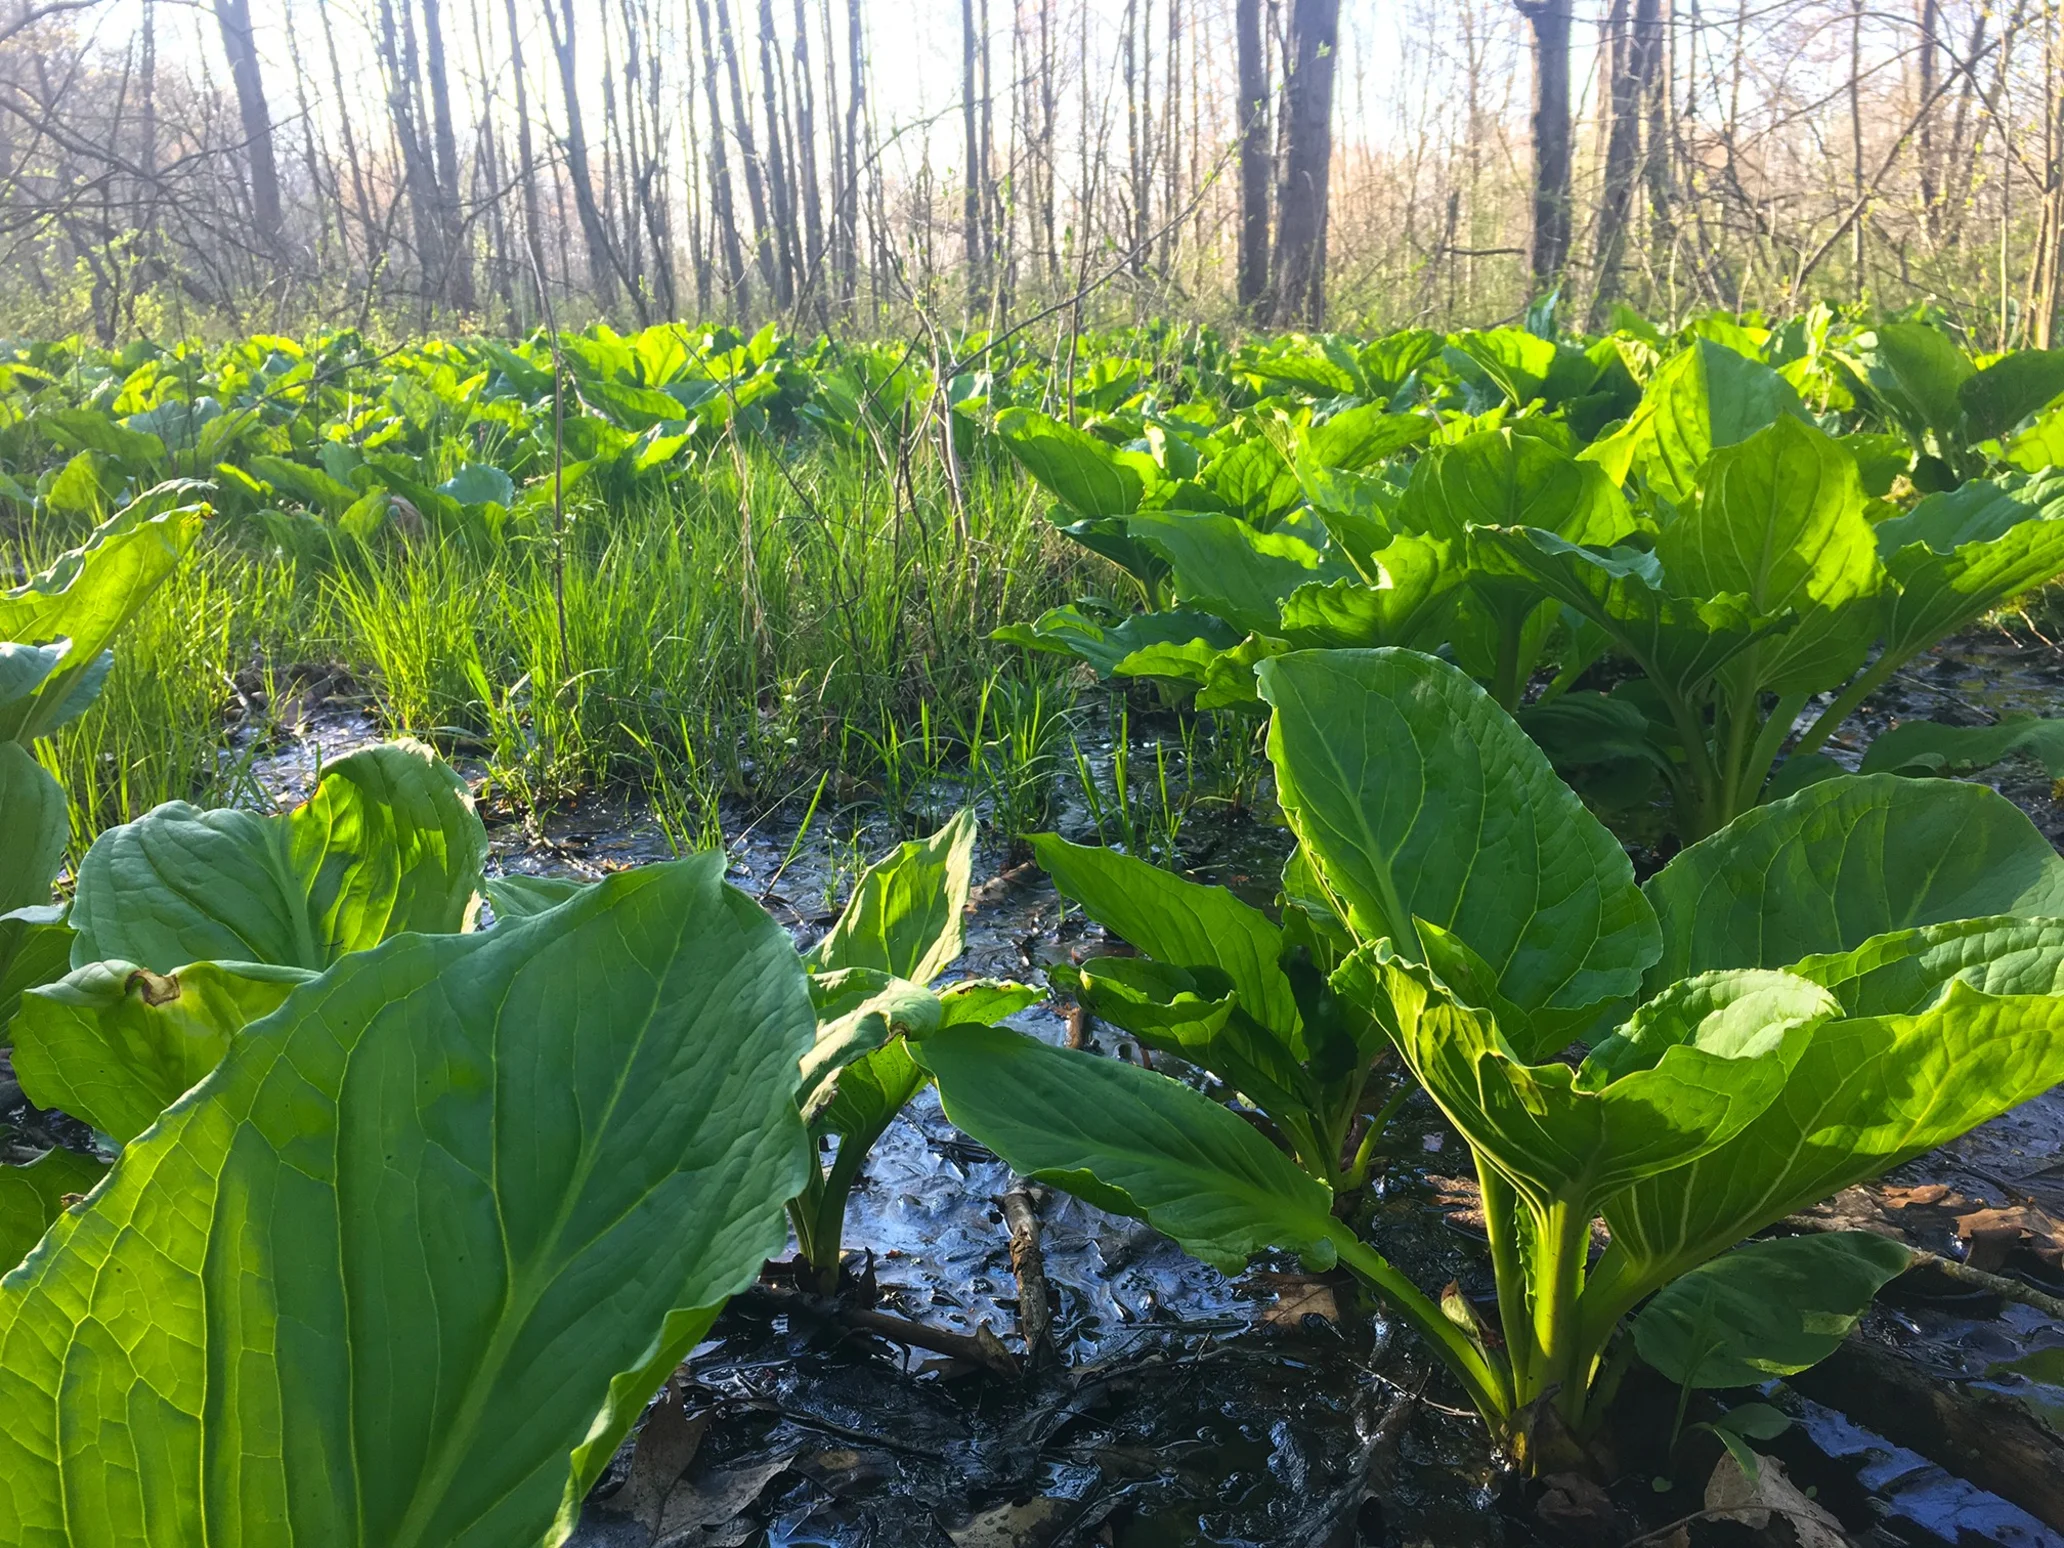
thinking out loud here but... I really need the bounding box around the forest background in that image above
[1,0,2060,347]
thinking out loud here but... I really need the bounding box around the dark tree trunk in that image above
[1235,0,1270,313]
[1271,0,1340,326]
[1588,0,1660,326]
[1516,0,1573,295]
[212,0,282,246]
[375,0,447,297]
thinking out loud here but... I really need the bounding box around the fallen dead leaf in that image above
[1247,1270,1341,1326]
[1703,1451,1850,1547]
[611,1383,709,1532]
[946,1496,1074,1548]
[653,1453,795,1546]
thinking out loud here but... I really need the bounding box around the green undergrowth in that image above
[5,440,1098,850]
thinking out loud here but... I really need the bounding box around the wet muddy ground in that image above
[7,627,2064,1546]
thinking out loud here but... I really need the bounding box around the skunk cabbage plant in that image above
[0,857,816,1548]
[920,648,2064,1460]
[790,810,1041,1292]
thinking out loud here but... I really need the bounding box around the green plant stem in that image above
[1791,649,1908,759]
[1738,691,1809,810]
[1478,1163,1536,1394]
[1528,1198,1593,1424]
[1342,1077,1415,1192]
[1326,1222,1513,1423]
[1492,615,1526,712]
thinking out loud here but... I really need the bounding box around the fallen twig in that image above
[1002,1176,1055,1371]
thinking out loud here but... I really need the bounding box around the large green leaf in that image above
[0,854,815,1548]
[1033,834,1300,1036]
[0,1148,107,1275]
[0,744,66,916]
[1276,534,1462,649]
[995,606,1242,680]
[919,1020,1338,1273]
[1297,405,1433,470]
[1876,473,2064,662]
[0,499,206,743]
[0,906,71,1038]
[1860,714,2064,778]
[1258,649,1659,1049]
[1866,324,1974,437]
[0,639,111,743]
[995,408,1145,517]
[1644,774,2064,987]
[69,740,488,972]
[1473,528,1789,704]
[1586,341,1805,504]
[12,959,311,1143]
[807,809,975,985]
[1958,348,2064,444]
[1658,417,1883,691]
[1787,916,2064,1015]
[1633,1231,1912,1389]
[1403,428,1630,546]
[1603,981,2064,1288]
[1127,511,1350,636]
[1346,946,1810,1218]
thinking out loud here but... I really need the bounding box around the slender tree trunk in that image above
[501,0,545,309]
[694,0,751,314]
[1271,0,1340,325]
[1916,0,1940,234]
[419,0,474,308]
[375,0,447,300]
[961,0,984,309]
[1850,0,1866,295]
[842,0,867,311]
[715,0,778,302]
[756,0,799,308]
[791,0,825,311]
[1515,0,1573,295]
[213,0,283,247]
[1235,0,1270,313]
[1589,0,1659,326]
[542,0,622,304]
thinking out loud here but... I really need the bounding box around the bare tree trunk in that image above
[842,0,867,311]
[542,0,622,304]
[1915,0,1940,235]
[419,0,475,308]
[1589,0,1659,326]
[756,0,799,308]
[694,0,751,314]
[2033,8,2064,347]
[213,0,283,248]
[1515,0,1573,296]
[1271,0,1340,325]
[375,0,447,301]
[712,0,777,303]
[501,0,545,310]
[1235,0,1270,314]
[791,0,825,313]
[1850,0,1866,295]
[961,0,983,309]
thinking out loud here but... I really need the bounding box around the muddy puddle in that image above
[7,629,2064,1546]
